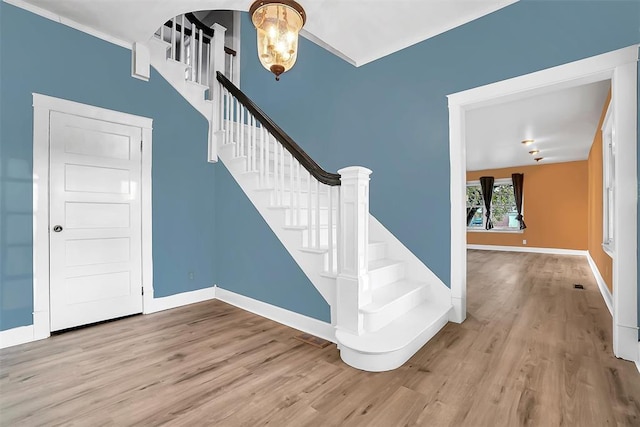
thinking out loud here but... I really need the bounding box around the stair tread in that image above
[336,301,452,354]
[361,280,427,313]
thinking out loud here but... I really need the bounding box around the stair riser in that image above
[362,287,429,333]
[369,263,405,289]
[368,243,386,262]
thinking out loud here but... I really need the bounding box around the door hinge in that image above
[140,141,143,152]
[141,287,144,296]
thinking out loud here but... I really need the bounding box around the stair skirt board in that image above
[214,286,335,343]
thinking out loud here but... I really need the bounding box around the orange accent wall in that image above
[467,161,588,250]
[587,91,613,292]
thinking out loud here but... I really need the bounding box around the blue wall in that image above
[238,1,640,290]
[0,3,216,330]
[214,165,330,322]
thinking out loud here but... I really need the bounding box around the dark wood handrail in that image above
[216,72,341,186]
[184,13,215,38]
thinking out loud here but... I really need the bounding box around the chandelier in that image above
[250,0,306,81]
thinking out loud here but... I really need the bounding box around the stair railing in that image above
[154,13,237,99]
[216,72,373,334]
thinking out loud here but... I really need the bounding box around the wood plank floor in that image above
[1,251,639,426]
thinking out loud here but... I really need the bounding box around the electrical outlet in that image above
[522,239,527,245]
[188,271,195,280]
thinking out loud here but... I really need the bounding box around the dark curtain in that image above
[466,207,478,226]
[479,176,494,230]
[512,173,527,230]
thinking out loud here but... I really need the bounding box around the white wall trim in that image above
[586,252,614,316]
[4,0,131,49]
[32,94,153,342]
[449,44,638,362]
[215,286,336,343]
[144,286,217,314]
[0,325,36,349]
[467,245,587,256]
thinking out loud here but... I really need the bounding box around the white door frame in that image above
[447,45,639,361]
[32,94,154,340]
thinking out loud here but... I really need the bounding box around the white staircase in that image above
[143,14,454,372]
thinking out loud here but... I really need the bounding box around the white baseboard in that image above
[215,286,336,343]
[2,285,334,349]
[0,325,35,349]
[586,252,613,316]
[467,244,587,256]
[144,286,217,314]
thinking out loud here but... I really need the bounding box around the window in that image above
[602,102,614,255]
[466,179,520,231]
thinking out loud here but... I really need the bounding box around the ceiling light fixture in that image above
[529,150,540,155]
[534,157,544,162]
[521,139,534,145]
[250,0,306,81]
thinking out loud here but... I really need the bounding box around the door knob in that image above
[53,225,63,232]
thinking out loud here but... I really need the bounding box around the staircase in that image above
[143,14,453,372]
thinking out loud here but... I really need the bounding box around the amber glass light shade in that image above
[250,0,306,80]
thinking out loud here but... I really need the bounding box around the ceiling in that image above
[12,0,518,66]
[465,80,611,171]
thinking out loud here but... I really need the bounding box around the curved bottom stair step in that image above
[336,300,452,372]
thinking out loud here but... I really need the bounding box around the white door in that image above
[49,111,143,331]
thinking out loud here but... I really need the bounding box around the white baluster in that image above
[198,30,204,84]
[315,180,320,248]
[278,142,285,206]
[190,23,196,81]
[328,185,334,273]
[206,41,211,88]
[218,84,224,133]
[225,89,233,144]
[265,132,271,187]
[297,162,302,226]
[171,17,177,60]
[273,139,279,204]
[307,170,312,246]
[241,106,246,159]
[289,152,294,211]
[180,15,185,63]
[252,117,257,171]
[260,126,265,186]
[229,54,234,82]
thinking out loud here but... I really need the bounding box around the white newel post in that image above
[336,166,372,335]
[208,23,227,163]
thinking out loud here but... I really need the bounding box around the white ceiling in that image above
[465,80,611,171]
[12,0,518,66]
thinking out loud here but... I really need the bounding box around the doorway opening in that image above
[448,45,638,361]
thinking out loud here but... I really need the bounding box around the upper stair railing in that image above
[154,13,237,98]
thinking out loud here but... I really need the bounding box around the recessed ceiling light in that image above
[534,157,543,162]
[529,150,540,155]
[521,139,534,145]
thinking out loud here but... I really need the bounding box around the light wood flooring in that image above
[1,251,639,425]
